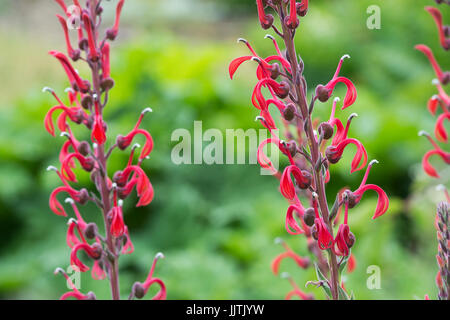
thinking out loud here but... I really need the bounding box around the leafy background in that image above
[0,0,448,299]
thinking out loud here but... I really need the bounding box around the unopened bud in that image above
[316,85,330,103]
[346,232,356,248]
[296,170,312,189]
[132,282,146,299]
[100,77,115,91]
[283,103,296,121]
[78,188,90,205]
[304,208,316,227]
[77,141,91,156]
[84,223,98,240]
[318,122,334,140]
[81,95,93,110]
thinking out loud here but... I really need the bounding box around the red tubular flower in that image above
[272,240,310,275]
[110,188,125,237]
[107,0,125,40]
[415,44,446,83]
[116,108,154,160]
[285,204,305,235]
[102,42,111,79]
[70,242,102,273]
[255,0,274,29]
[49,51,89,92]
[91,101,106,144]
[280,165,312,200]
[333,202,353,257]
[56,14,79,61]
[122,226,134,254]
[347,253,356,273]
[425,6,449,50]
[433,79,450,106]
[285,0,299,29]
[44,105,87,136]
[257,138,280,174]
[62,153,95,182]
[132,253,166,300]
[82,13,99,62]
[428,95,440,116]
[116,165,154,207]
[92,260,106,280]
[420,131,450,178]
[49,186,85,216]
[435,112,450,142]
[325,138,368,173]
[55,268,96,300]
[252,78,289,110]
[347,160,389,219]
[314,217,333,250]
[318,55,357,109]
[54,0,67,13]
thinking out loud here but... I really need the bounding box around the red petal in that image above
[435,112,449,143]
[356,184,389,219]
[229,56,252,79]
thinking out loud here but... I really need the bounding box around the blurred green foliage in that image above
[0,0,448,299]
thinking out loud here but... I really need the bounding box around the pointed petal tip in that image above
[141,107,153,114]
[155,252,165,260]
[47,166,58,172]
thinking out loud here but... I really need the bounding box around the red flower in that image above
[280,165,312,200]
[102,42,111,79]
[271,239,310,275]
[70,242,102,273]
[110,187,125,237]
[346,160,389,219]
[325,138,367,173]
[256,0,274,29]
[314,217,333,250]
[285,203,306,235]
[56,14,79,61]
[347,253,356,273]
[122,226,135,255]
[82,13,99,62]
[132,253,166,300]
[49,51,89,92]
[317,55,357,109]
[91,101,107,145]
[333,202,353,257]
[55,268,95,300]
[435,112,450,143]
[116,108,154,160]
[415,44,448,84]
[115,165,154,207]
[425,6,449,50]
[106,0,125,40]
[61,153,95,182]
[49,186,85,217]
[420,131,450,178]
[285,0,299,29]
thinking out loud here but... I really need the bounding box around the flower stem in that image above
[278,3,340,300]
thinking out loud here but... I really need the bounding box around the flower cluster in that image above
[415,5,450,178]
[230,0,388,299]
[416,1,450,300]
[44,0,165,300]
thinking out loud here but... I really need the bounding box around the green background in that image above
[0,0,448,299]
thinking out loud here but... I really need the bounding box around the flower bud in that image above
[325,146,340,164]
[276,81,290,99]
[318,122,334,140]
[116,135,128,150]
[287,140,298,157]
[84,223,98,240]
[132,282,146,299]
[283,103,296,121]
[96,6,103,15]
[78,38,88,51]
[442,71,450,85]
[296,170,312,189]
[270,63,281,79]
[81,95,93,110]
[78,188,90,205]
[113,171,126,187]
[343,190,358,209]
[91,242,103,260]
[77,141,92,156]
[260,14,274,30]
[100,77,115,91]
[346,232,356,248]
[296,3,308,16]
[304,207,315,227]
[316,85,330,103]
[106,28,118,41]
[70,49,81,62]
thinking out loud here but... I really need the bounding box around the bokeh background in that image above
[0,0,448,299]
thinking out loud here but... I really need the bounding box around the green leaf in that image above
[328,193,340,223]
[314,263,332,299]
[338,251,351,275]
[338,285,350,300]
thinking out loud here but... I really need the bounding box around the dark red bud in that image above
[270,63,281,79]
[70,50,81,62]
[91,242,103,260]
[316,85,330,103]
[106,28,118,41]
[116,135,128,150]
[325,146,340,164]
[304,207,316,227]
[283,103,296,121]
[132,282,146,299]
[347,232,356,248]
[296,170,312,189]
[78,38,88,51]
[113,171,126,187]
[81,95,93,110]
[260,14,274,30]
[100,77,115,91]
[77,141,91,156]
[318,122,334,140]
[276,81,290,99]
[287,140,298,157]
[84,223,98,240]
[78,188,90,205]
